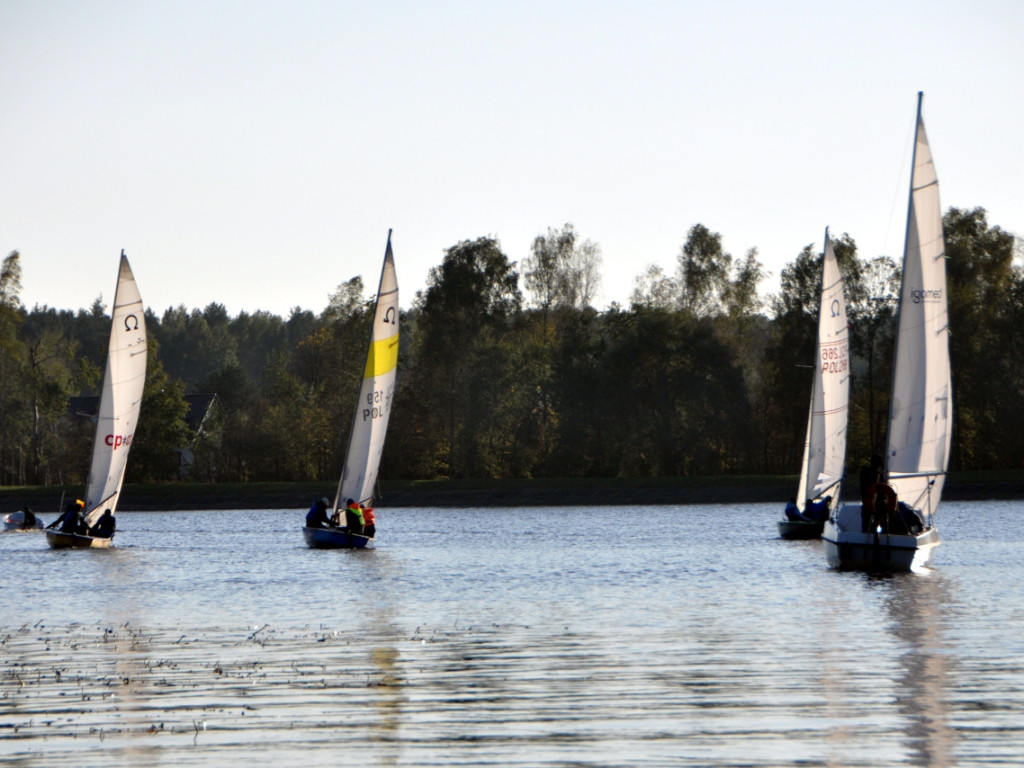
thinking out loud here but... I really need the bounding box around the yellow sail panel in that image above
[363,333,399,378]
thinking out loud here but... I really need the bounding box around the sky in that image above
[2,0,1022,318]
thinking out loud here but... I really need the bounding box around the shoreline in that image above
[3,477,1023,512]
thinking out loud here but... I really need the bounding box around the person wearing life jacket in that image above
[859,454,885,532]
[344,498,364,535]
[361,505,376,538]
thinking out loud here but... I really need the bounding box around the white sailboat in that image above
[46,252,148,549]
[823,93,950,571]
[779,229,850,539]
[3,508,43,532]
[303,232,399,549]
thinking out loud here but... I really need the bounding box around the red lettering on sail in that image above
[104,434,133,450]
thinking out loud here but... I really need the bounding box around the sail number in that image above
[105,433,134,450]
[821,343,848,375]
[362,386,394,422]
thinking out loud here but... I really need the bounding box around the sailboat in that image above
[778,229,850,539]
[46,252,148,549]
[3,508,43,532]
[823,93,950,571]
[303,231,399,549]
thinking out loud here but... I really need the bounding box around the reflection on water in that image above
[2,503,1024,766]
[360,549,404,768]
[881,571,957,767]
[0,622,422,765]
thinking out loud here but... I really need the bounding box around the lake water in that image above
[2,501,1023,766]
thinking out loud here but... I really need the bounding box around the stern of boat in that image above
[823,503,939,571]
[777,520,824,539]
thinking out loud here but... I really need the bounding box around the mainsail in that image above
[796,230,850,513]
[84,252,148,527]
[885,93,952,521]
[334,232,399,509]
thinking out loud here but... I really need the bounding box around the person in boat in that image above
[804,496,830,523]
[90,509,115,538]
[889,500,925,536]
[344,498,364,535]
[48,499,87,534]
[859,454,885,533]
[362,505,376,538]
[305,497,332,529]
[70,501,89,535]
[17,506,37,529]
[784,497,803,522]
[859,454,884,500]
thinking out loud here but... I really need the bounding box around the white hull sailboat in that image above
[824,93,951,571]
[3,510,44,532]
[46,253,148,549]
[779,230,850,539]
[303,232,399,550]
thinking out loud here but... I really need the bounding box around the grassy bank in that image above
[3,471,1024,512]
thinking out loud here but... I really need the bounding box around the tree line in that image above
[1,209,1021,489]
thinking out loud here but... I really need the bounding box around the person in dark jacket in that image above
[49,500,86,534]
[305,497,331,528]
[784,497,802,521]
[91,509,116,538]
[17,506,37,529]
[804,496,831,522]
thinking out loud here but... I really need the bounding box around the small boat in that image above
[779,229,850,540]
[823,93,950,571]
[303,232,399,549]
[3,508,44,532]
[46,252,148,549]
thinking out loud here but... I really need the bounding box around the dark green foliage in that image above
[944,207,1021,469]
[127,341,191,482]
[2,211,1022,487]
[678,224,732,317]
[399,237,523,478]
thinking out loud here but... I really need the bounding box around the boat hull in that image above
[302,526,372,549]
[3,512,43,532]
[45,531,113,549]
[822,505,939,572]
[778,520,824,539]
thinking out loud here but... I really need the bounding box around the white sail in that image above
[334,233,399,509]
[84,253,148,527]
[797,231,850,513]
[886,93,951,521]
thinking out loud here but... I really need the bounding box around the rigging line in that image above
[882,115,917,257]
